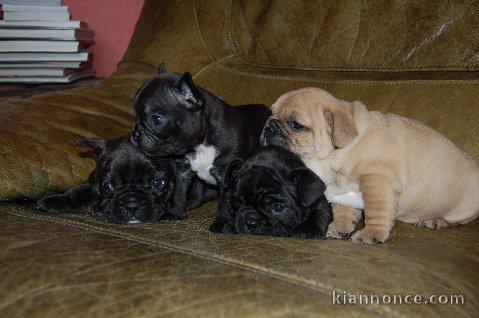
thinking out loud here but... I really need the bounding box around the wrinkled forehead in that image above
[272,89,338,117]
[106,150,169,181]
[135,75,178,110]
[236,168,288,197]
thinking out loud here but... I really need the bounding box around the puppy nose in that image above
[124,197,139,211]
[132,124,142,139]
[261,119,283,146]
[265,119,283,134]
[245,218,257,227]
[245,212,262,227]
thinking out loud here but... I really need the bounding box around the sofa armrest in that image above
[0,62,156,200]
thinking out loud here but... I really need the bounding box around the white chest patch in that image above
[303,157,364,209]
[327,191,364,210]
[187,143,218,185]
[324,185,364,210]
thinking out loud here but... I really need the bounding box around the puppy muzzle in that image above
[133,122,191,157]
[234,209,281,235]
[131,123,142,146]
[94,189,167,224]
[260,119,289,148]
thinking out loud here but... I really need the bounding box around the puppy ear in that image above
[324,106,357,148]
[295,199,332,239]
[289,167,326,207]
[174,72,204,111]
[290,167,332,238]
[76,138,106,157]
[158,62,167,74]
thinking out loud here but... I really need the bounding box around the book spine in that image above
[1,5,68,13]
[4,12,70,21]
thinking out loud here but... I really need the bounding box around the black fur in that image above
[36,136,216,223]
[210,146,333,238]
[131,67,271,186]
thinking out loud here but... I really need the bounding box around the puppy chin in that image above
[100,206,167,224]
[88,198,158,224]
[135,205,168,222]
[234,212,290,237]
[139,136,190,157]
[290,146,310,158]
[137,136,161,156]
[236,222,289,237]
[106,207,136,224]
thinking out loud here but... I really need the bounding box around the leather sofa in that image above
[0,1,477,317]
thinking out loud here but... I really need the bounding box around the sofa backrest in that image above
[123,0,479,72]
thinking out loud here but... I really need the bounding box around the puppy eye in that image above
[152,114,165,125]
[151,178,166,189]
[102,181,114,192]
[291,121,306,131]
[272,203,286,214]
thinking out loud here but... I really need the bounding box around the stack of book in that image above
[0,0,93,83]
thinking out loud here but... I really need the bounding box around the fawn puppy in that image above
[261,87,479,244]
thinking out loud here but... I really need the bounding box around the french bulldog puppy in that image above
[261,87,479,244]
[36,136,216,224]
[131,65,271,188]
[210,146,333,238]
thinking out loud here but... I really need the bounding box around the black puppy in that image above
[210,146,333,238]
[131,65,271,187]
[36,136,216,223]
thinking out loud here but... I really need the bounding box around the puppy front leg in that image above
[327,204,362,239]
[209,166,232,233]
[351,174,397,244]
[210,167,222,187]
[209,195,233,233]
[168,167,195,219]
[36,183,94,213]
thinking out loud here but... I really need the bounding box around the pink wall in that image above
[63,0,145,78]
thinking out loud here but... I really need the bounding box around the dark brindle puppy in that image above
[36,136,216,224]
[131,66,271,192]
[210,146,333,238]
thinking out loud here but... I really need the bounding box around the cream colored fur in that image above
[269,88,479,244]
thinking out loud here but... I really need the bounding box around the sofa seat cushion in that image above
[1,203,477,317]
[1,205,377,318]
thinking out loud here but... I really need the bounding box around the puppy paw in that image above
[36,195,67,213]
[419,219,449,229]
[351,227,390,244]
[210,222,236,234]
[327,205,361,239]
[327,218,357,239]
